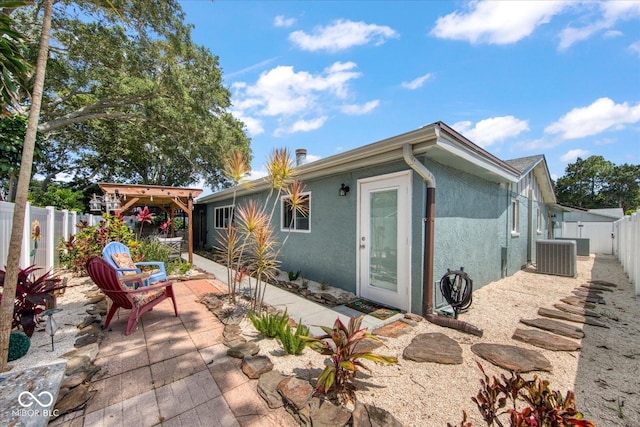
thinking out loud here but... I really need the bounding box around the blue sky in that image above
[180,0,640,187]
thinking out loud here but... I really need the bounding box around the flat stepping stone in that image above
[553,303,601,318]
[227,342,259,359]
[571,289,605,303]
[588,280,617,288]
[580,283,613,292]
[538,308,608,328]
[560,296,596,309]
[403,333,463,364]
[373,320,412,338]
[520,318,584,339]
[512,328,582,351]
[471,343,552,372]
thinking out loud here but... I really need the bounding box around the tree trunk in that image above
[0,0,52,372]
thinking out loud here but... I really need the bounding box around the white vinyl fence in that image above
[561,221,615,254]
[613,212,640,295]
[0,201,102,273]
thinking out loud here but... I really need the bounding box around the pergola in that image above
[97,183,203,263]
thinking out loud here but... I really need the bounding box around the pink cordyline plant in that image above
[135,206,154,239]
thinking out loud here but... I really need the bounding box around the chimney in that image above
[295,148,307,166]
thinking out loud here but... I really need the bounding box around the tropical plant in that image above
[0,265,64,337]
[59,214,136,273]
[248,309,290,339]
[448,362,594,427]
[278,320,309,356]
[135,206,154,238]
[288,270,301,281]
[301,315,398,404]
[0,1,32,116]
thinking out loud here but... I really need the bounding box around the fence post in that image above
[70,211,77,235]
[21,201,31,268]
[46,206,55,271]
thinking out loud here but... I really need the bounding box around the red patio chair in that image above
[86,256,179,335]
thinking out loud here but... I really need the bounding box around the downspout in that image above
[403,133,484,337]
[402,143,435,316]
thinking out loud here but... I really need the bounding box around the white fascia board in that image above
[435,136,519,183]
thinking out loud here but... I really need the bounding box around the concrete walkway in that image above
[50,254,398,426]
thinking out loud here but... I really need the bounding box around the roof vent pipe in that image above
[295,149,307,166]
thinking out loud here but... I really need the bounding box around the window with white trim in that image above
[214,205,234,229]
[281,193,310,232]
[511,198,520,236]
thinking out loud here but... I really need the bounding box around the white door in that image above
[357,171,411,311]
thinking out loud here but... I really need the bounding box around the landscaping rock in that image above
[580,283,614,292]
[403,333,463,364]
[223,324,242,336]
[588,280,617,287]
[54,384,96,416]
[86,300,107,315]
[520,318,585,339]
[570,290,605,303]
[308,397,352,427]
[399,317,418,327]
[65,355,92,376]
[61,343,100,362]
[257,370,287,409]
[559,296,596,309]
[471,343,552,373]
[77,315,101,330]
[374,320,412,338]
[553,303,601,318]
[277,377,314,410]
[61,371,88,388]
[242,355,273,379]
[404,313,423,322]
[538,307,609,328]
[352,401,403,427]
[84,295,105,305]
[223,335,247,348]
[512,328,582,351]
[227,342,259,359]
[74,331,103,347]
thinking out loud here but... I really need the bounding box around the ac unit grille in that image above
[536,240,577,277]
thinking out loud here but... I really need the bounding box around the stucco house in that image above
[195,122,557,315]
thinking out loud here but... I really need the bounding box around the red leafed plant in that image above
[301,315,398,404]
[448,362,594,427]
[135,206,155,238]
[0,265,65,337]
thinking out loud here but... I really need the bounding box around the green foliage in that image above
[248,309,290,339]
[555,156,639,213]
[0,265,64,337]
[278,320,309,356]
[8,332,30,362]
[134,238,170,265]
[169,259,191,275]
[287,270,301,281]
[448,362,594,427]
[10,2,250,188]
[0,2,32,115]
[27,181,84,211]
[59,214,136,273]
[301,315,398,404]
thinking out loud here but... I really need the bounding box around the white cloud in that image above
[274,15,296,28]
[452,116,530,147]
[629,40,640,56]
[559,1,640,49]
[305,154,322,163]
[275,117,327,136]
[341,100,380,115]
[289,19,398,52]
[431,1,570,44]
[545,98,640,139]
[231,62,366,136]
[604,30,622,38]
[560,149,589,162]
[401,73,433,90]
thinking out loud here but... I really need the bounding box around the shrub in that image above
[8,332,30,362]
[248,309,290,338]
[278,320,309,355]
[59,214,135,273]
[448,362,594,427]
[134,238,171,266]
[169,259,192,275]
[301,315,398,404]
[0,266,64,337]
[287,270,301,281]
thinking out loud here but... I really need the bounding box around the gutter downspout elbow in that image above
[402,144,436,316]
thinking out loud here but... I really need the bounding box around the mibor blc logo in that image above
[12,391,59,418]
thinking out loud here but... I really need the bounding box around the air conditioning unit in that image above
[536,240,577,277]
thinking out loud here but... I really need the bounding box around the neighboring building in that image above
[196,122,557,315]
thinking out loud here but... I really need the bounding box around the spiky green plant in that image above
[279,320,309,355]
[248,309,290,338]
[301,315,398,404]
